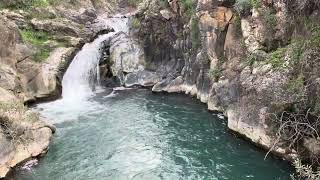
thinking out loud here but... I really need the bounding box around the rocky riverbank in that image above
[0,0,128,177]
[99,0,320,166]
[1,0,320,178]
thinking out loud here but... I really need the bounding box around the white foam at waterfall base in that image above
[36,17,130,123]
[62,17,129,101]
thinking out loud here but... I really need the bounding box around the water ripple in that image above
[13,89,292,180]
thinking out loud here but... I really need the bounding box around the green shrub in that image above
[158,0,169,8]
[264,8,277,28]
[132,17,141,29]
[33,48,51,62]
[208,68,222,81]
[234,0,252,17]
[246,53,258,66]
[21,29,53,62]
[128,0,144,8]
[234,13,243,37]
[267,47,287,69]
[181,0,197,22]
[251,0,261,9]
[21,29,49,46]
[1,0,49,10]
[190,18,201,50]
[310,25,320,46]
[287,74,305,93]
[289,40,304,63]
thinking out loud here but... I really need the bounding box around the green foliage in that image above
[246,53,258,66]
[128,0,144,8]
[289,40,304,63]
[234,13,243,37]
[33,48,51,62]
[251,0,261,9]
[287,74,305,93]
[21,29,49,46]
[0,0,49,10]
[21,29,53,62]
[208,68,222,81]
[234,0,252,17]
[264,8,277,28]
[181,0,197,22]
[190,18,201,50]
[310,25,320,46]
[266,48,287,69]
[157,0,169,8]
[132,17,141,29]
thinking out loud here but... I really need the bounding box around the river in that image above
[11,15,292,179]
[12,88,292,180]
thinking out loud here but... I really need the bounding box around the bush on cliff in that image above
[190,17,201,50]
[0,0,49,10]
[234,0,252,17]
[128,0,143,8]
[21,28,53,62]
[181,0,197,22]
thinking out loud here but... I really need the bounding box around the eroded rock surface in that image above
[100,0,320,163]
[0,0,123,177]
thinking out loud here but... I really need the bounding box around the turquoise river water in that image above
[12,89,292,180]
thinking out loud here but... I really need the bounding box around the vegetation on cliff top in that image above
[21,28,69,62]
[190,17,201,50]
[128,0,143,8]
[181,0,197,22]
[0,0,54,10]
[21,28,52,62]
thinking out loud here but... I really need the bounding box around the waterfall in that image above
[62,34,109,99]
[62,17,129,100]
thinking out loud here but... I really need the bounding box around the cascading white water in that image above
[62,16,129,100]
[62,34,109,99]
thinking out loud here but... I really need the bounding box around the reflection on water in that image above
[12,89,292,180]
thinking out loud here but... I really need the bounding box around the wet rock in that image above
[124,70,161,87]
[109,32,145,75]
[152,76,184,93]
[0,99,55,178]
[18,47,78,103]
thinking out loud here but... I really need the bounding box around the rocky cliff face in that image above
[101,0,320,163]
[0,0,319,177]
[0,0,124,177]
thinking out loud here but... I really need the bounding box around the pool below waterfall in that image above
[12,89,293,180]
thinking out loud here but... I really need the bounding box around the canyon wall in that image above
[103,0,320,163]
[136,0,320,162]
[0,0,320,177]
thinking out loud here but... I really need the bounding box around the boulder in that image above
[31,18,85,37]
[18,47,77,102]
[0,15,20,67]
[124,70,161,87]
[0,120,54,178]
[160,9,173,20]
[109,32,145,75]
